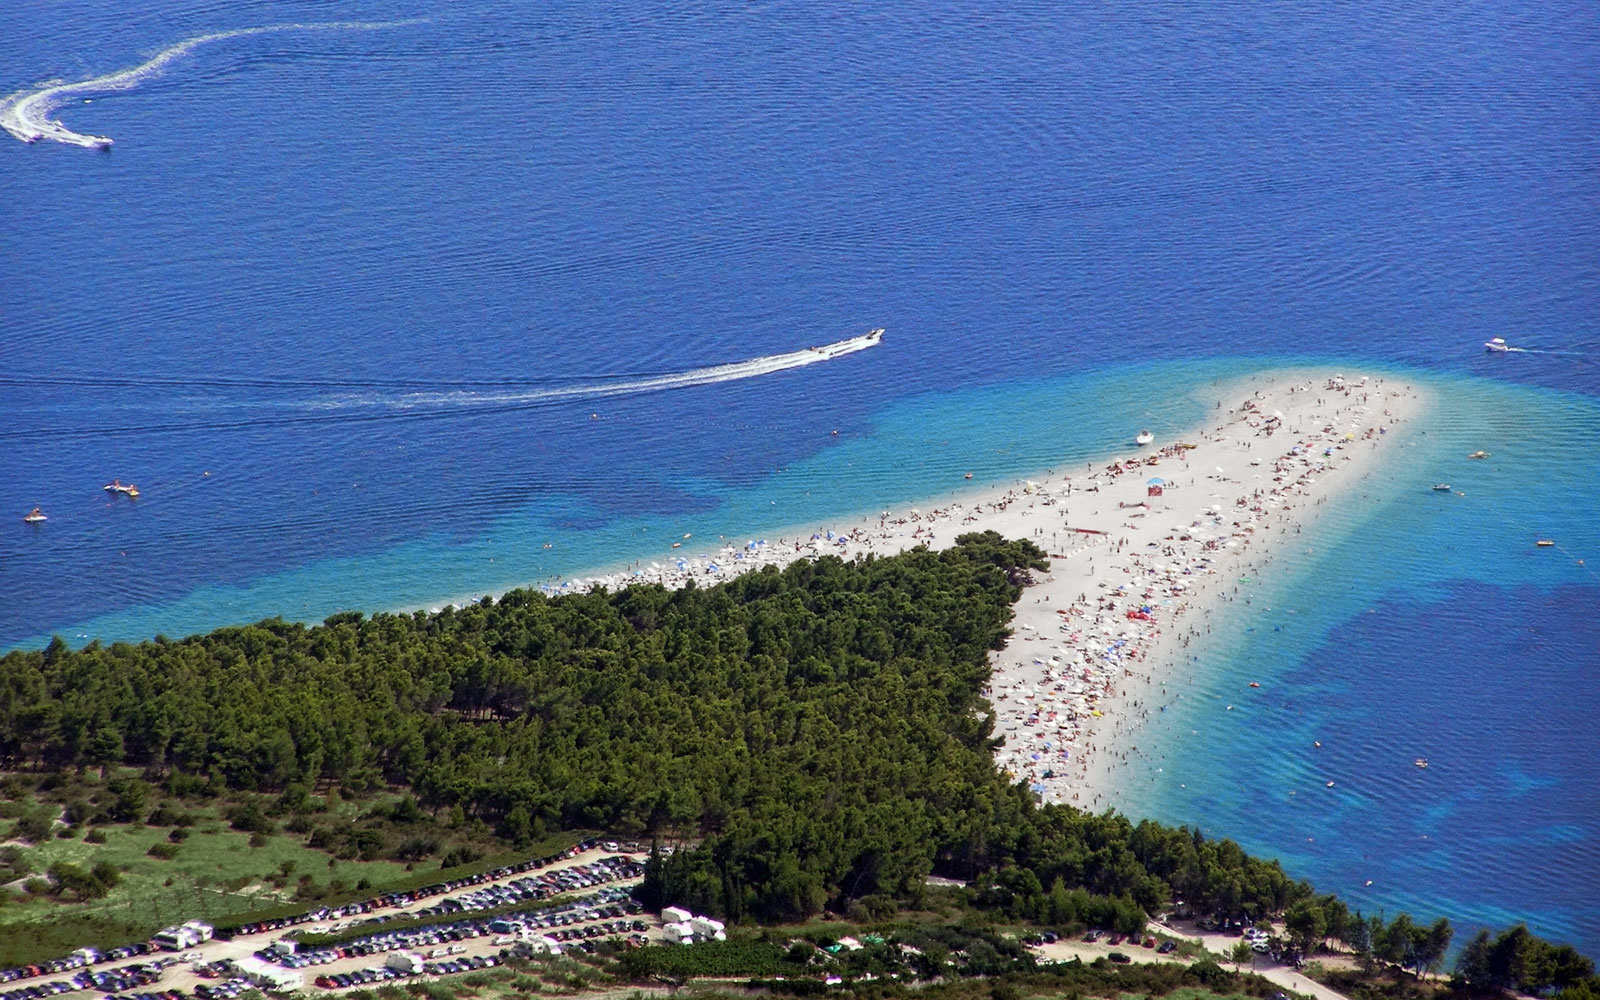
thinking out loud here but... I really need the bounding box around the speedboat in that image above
[23,507,47,523]
[1432,483,1452,492]
[1485,337,1510,352]
[1414,758,1429,768]
[1468,451,1489,459]
[1536,539,1555,548]
[1135,429,1154,446]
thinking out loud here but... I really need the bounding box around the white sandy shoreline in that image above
[456,368,1427,810]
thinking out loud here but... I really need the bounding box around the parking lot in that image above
[3,843,656,999]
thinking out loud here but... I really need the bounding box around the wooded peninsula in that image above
[0,533,1592,999]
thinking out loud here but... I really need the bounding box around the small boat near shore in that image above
[1432,483,1452,492]
[1485,337,1510,352]
[1135,429,1154,445]
[104,480,141,498]
[1536,539,1555,547]
[23,507,47,523]
[1468,450,1489,459]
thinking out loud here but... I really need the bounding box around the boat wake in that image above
[319,330,886,412]
[0,20,418,149]
[0,330,884,440]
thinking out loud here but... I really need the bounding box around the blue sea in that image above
[2,0,1596,956]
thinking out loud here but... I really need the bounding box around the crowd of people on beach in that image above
[982,375,1411,808]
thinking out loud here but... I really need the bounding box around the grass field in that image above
[0,811,415,965]
[0,766,599,970]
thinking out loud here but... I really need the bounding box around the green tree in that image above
[105,776,149,823]
[1284,898,1328,953]
[1415,917,1453,977]
[1455,929,1493,988]
[1230,940,1254,971]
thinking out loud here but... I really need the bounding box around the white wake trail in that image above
[319,330,887,412]
[1,20,417,149]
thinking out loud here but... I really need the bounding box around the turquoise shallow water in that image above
[1113,372,1600,950]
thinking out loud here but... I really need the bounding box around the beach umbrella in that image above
[1147,477,1165,485]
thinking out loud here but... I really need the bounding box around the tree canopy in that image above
[2,530,1592,985]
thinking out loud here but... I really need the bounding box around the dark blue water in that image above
[2,0,1596,955]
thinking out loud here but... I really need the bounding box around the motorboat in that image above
[1432,483,1452,492]
[1414,758,1429,768]
[1536,539,1555,548]
[104,480,140,497]
[23,507,47,523]
[1468,451,1489,459]
[1485,337,1510,352]
[1135,429,1154,446]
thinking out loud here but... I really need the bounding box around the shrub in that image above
[393,837,439,862]
[227,800,276,835]
[146,803,180,826]
[439,846,482,870]
[12,811,53,844]
[147,842,181,860]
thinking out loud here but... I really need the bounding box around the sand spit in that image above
[515,370,1425,808]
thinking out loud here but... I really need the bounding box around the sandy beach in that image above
[534,369,1426,808]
